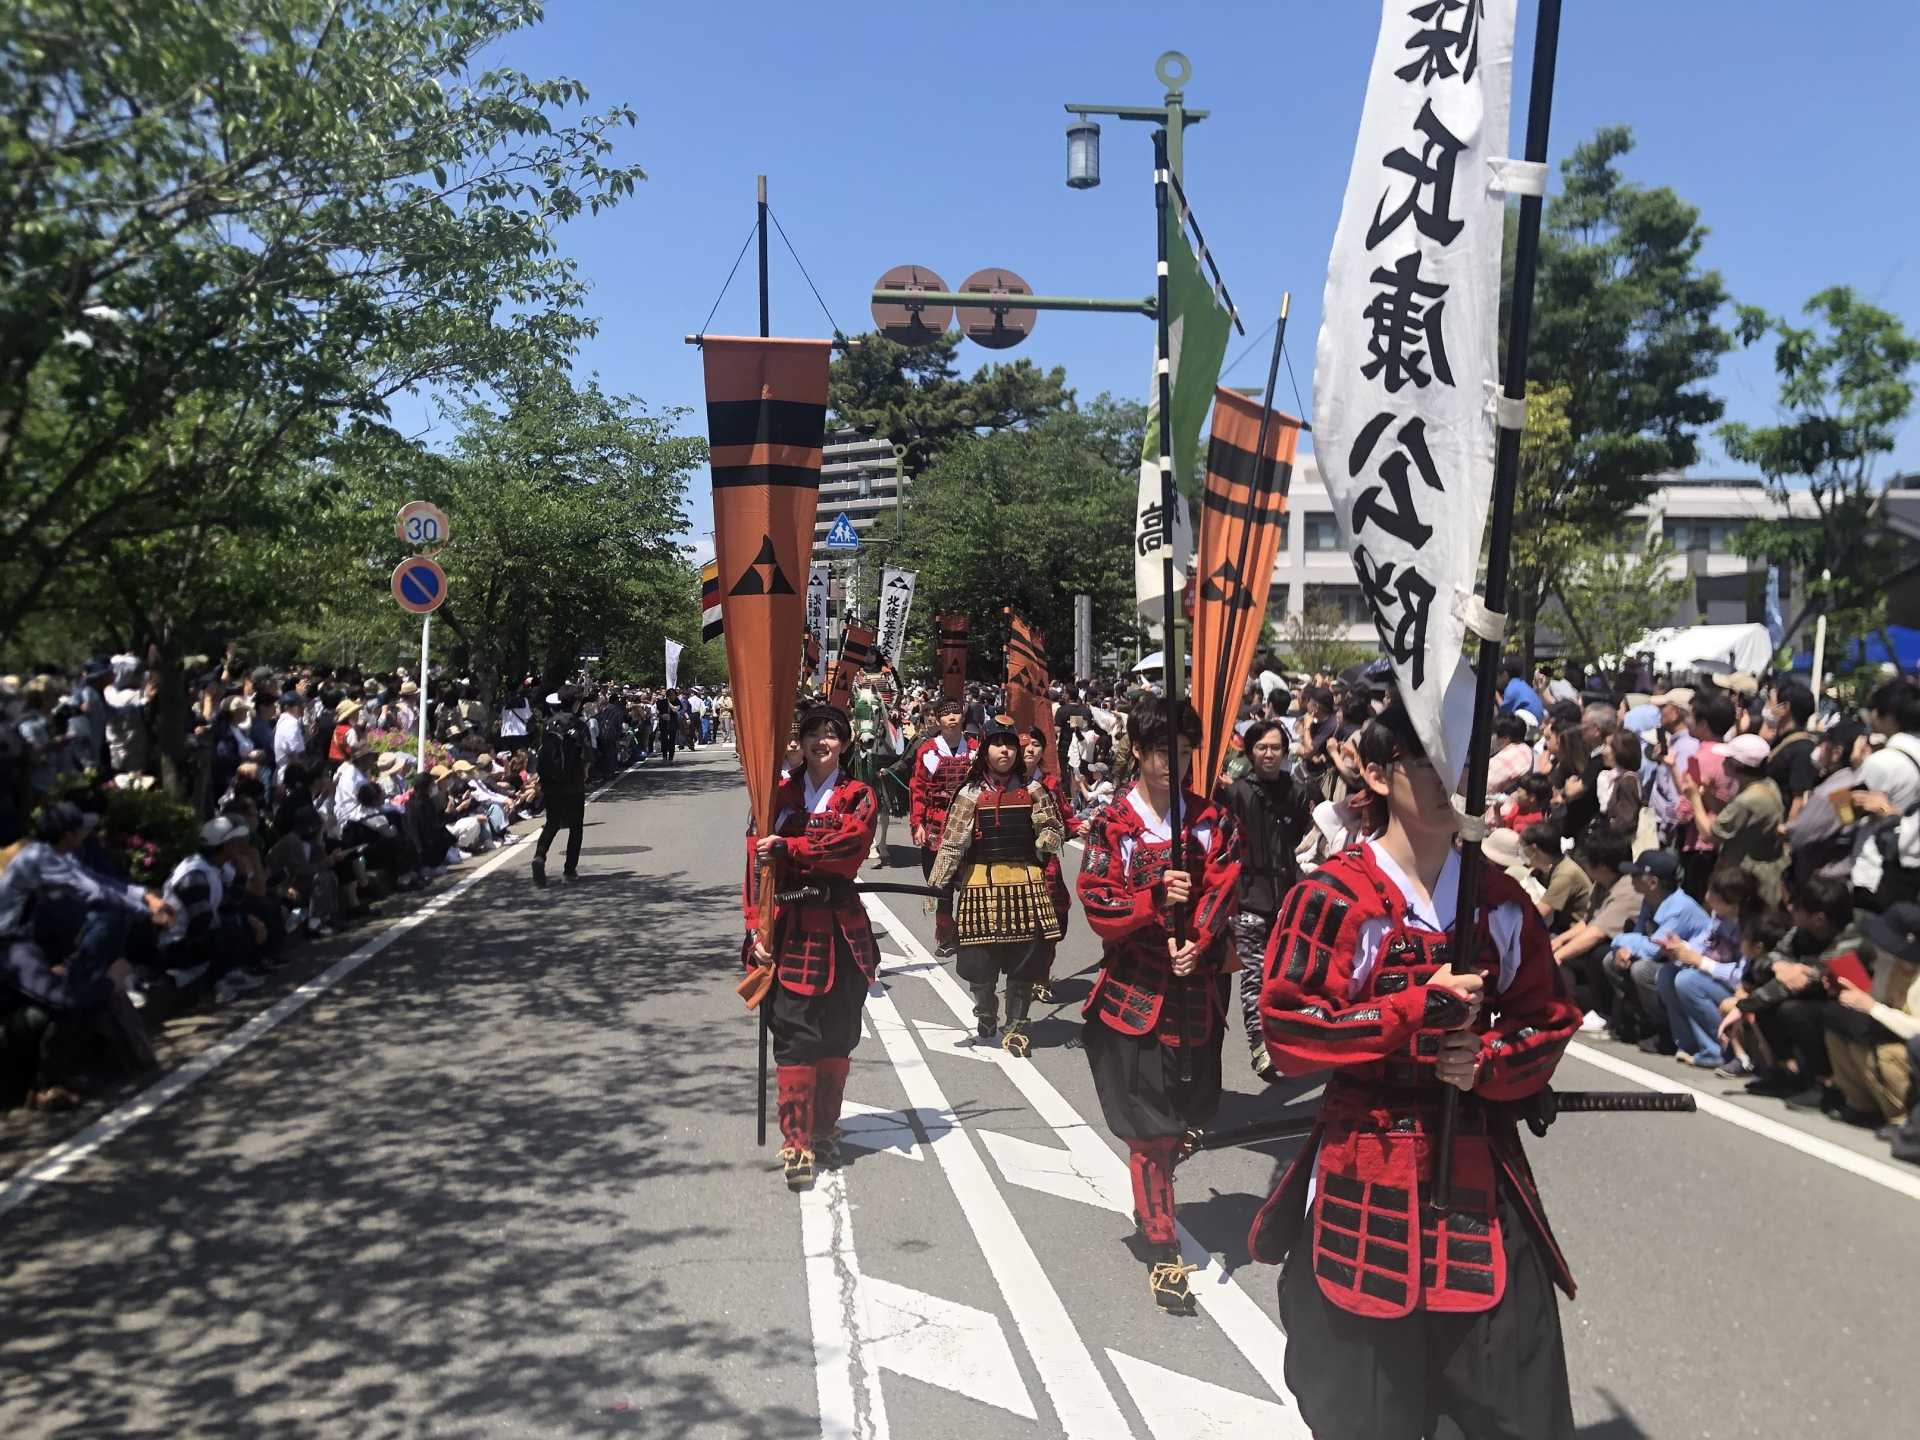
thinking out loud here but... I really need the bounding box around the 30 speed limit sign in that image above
[395,500,451,548]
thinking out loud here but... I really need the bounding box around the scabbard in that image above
[776,880,943,903]
[1177,1088,1697,1162]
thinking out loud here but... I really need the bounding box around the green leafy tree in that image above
[829,332,1074,473]
[895,398,1142,680]
[1722,287,1920,637]
[1509,126,1733,657]
[0,0,644,642]
[1501,384,1582,667]
[1548,535,1692,670]
[1273,597,1370,679]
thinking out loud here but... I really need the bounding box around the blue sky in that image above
[403,1,1920,546]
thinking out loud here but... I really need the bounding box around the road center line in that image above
[863,973,1133,1438]
[0,766,641,1223]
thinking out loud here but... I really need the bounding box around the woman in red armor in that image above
[746,704,880,1192]
[1077,697,1239,1312]
[1248,702,1581,1438]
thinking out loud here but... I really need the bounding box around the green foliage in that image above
[829,332,1075,473]
[1503,384,1582,665]
[1273,598,1371,679]
[0,0,644,645]
[1548,535,1692,669]
[894,398,1143,681]
[44,773,200,884]
[1723,287,1920,626]
[1526,127,1733,509]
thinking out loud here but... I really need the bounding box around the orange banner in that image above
[1191,386,1302,794]
[1004,610,1056,777]
[704,336,829,834]
[826,624,878,711]
[937,611,969,702]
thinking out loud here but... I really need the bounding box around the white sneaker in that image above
[1580,1010,1607,1033]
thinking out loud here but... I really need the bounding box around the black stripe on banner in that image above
[1206,434,1294,493]
[1201,487,1289,525]
[705,398,827,450]
[700,579,720,602]
[711,464,823,490]
[702,620,723,642]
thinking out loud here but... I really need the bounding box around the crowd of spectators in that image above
[1,648,728,1114]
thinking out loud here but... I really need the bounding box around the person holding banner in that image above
[1246,702,1580,1438]
[1077,697,1239,1312]
[1023,725,1079,1002]
[744,704,879,1193]
[909,695,975,956]
[927,716,1066,1057]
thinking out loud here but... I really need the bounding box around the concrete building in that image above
[1268,454,1828,651]
[812,427,908,559]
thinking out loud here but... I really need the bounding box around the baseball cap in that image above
[199,815,249,849]
[1861,902,1920,967]
[1619,850,1679,883]
[1713,734,1771,769]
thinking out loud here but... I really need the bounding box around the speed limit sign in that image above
[395,500,450,548]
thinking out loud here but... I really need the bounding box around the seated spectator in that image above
[1655,869,1759,1070]
[503,749,543,815]
[1764,679,1822,821]
[156,816,270,1006]
[1786,719,1869,886]
[1486,712,1535,796]
[1552,828,1640,1027]
[265,807,350,937]
[1725,874,1864,1107]
[1603,849,1714,1052]
[406,772,459,871]
[438,770,495,854]
[1839,905,1920,1163]
[1499,773,1552,833]
[1524,823,1590,933]
[1856,680,1920,817]
[1483,825,1545,905]
[336,743,420,892]
[0,803,171,1106]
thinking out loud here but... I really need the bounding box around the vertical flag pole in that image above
[754,171,774,1151]
[1434,0,1565,1211]
[1154,131,1194,1084]
[416,614,431,771]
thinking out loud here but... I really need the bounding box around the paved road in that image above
[2,745,1915,1438]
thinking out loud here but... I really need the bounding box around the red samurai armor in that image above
[1077,786,1240,1047]
[741,769,880,996]
[1246,841,1581,1319]
[908,734,976,850]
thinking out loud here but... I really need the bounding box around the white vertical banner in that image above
[806,563,830,683]
[875,567,917,670]
[1133,395,1193,630]
[1073,593,1093,682]
[1313,0,1516,791]
[664,638,684,689]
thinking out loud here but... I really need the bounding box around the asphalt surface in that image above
[1,743,1915,1438]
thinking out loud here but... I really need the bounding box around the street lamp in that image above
[1065,118,1101,188]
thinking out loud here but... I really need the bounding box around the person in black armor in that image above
[928,716,1066,1056]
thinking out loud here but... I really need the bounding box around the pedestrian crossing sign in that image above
[825,512,861,550]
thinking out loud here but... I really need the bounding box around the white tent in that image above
[1616,622,1776,677]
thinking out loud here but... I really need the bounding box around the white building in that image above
[1270,454,1826,651]
[812,427,908,559]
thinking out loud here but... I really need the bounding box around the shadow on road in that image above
[0,781,811,1439]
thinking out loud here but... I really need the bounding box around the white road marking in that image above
[0,766,641,1223]
[801,1166,892,1440]
[864,979,1129,1437]
[1566,1041,1920,1205]
[1109,1350,1298,1440]
[864,896,1304,1420]
[863,1276,1036,1420]
[978,1130,1131,1214]
[839,1101,925,1161]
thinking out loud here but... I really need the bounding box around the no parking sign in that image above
[392,556,447,614]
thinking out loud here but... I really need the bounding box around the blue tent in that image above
[1790,625,1920,673]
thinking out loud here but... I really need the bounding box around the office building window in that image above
[1304,514,1343,551]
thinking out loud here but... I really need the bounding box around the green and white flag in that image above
[1135,201,1233,627]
